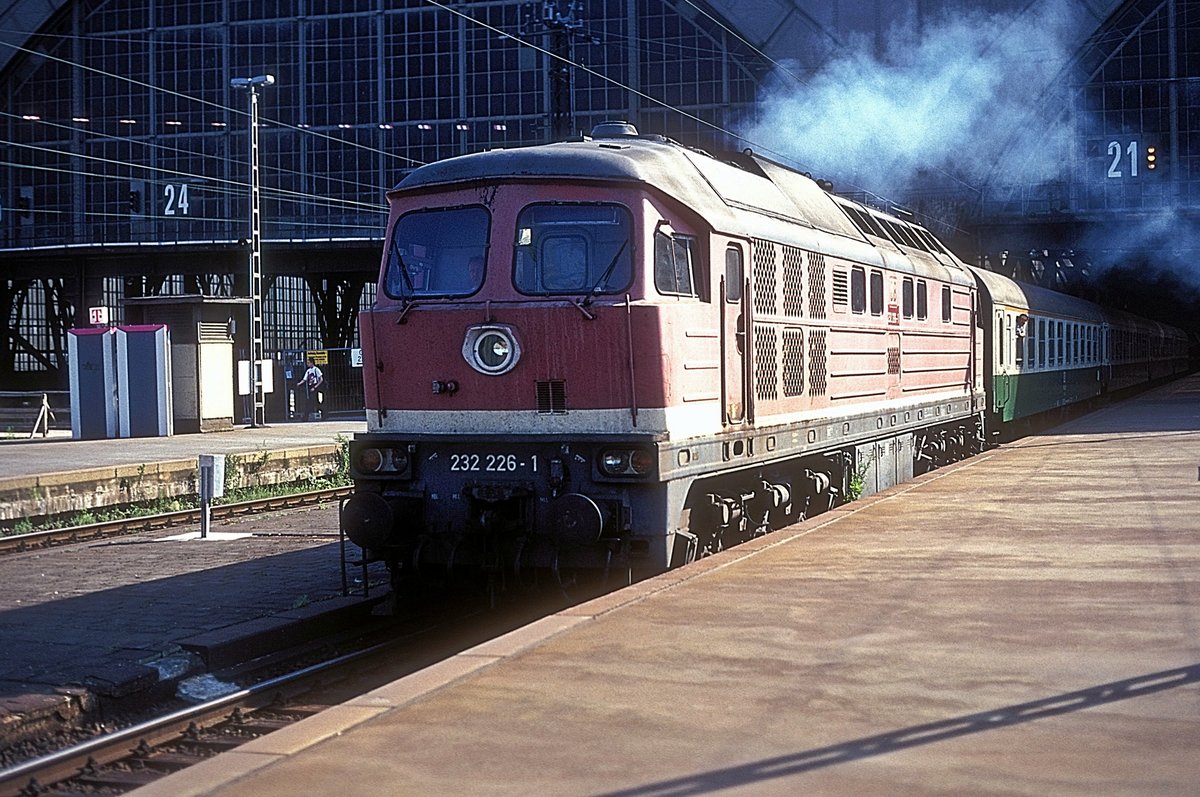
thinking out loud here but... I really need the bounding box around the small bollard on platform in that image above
[198,454,226,538]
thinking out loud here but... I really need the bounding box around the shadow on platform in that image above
[599,663,1200,797]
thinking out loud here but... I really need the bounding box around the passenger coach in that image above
[973,268,1189,435]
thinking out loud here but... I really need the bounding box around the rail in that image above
[0,485,352,554]
[0,638,389,797]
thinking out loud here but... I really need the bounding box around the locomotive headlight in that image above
[463,324,521,375]
[478,333,510,367]
[357,447,384,473]
[629,449,655,475]
[353,444,413,478]
[598,447,655,478]
[601,451,630,473]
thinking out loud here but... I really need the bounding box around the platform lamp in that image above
[230,73,275,428]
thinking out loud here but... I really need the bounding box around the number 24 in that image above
[164,184,190,215]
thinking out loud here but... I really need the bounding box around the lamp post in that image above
[230,73,274,428]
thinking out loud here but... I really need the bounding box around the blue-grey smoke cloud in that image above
[740,1,1082,197]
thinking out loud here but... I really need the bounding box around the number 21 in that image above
[1107,141,1138,178]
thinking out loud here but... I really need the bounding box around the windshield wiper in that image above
[579,240,628,309]
[389,239,419,324]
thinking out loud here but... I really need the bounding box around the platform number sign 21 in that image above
[1107,141,1152,179]
[163,184,190,215]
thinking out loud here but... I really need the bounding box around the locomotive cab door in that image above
[721,244,748,425]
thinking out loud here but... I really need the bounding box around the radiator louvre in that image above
[536,380,567,414]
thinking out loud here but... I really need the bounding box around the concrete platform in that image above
[130,375,1200,796]
[0,419,365,526]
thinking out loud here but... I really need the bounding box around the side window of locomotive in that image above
[916,280,928,320]
[851,267,866,313]
[869,270,884,316]
[901,278,914,319]
[385,205,490,298]
[655,231,705,299]
[513,203,632,296]
[725,246,743,303]
[941,285,952,322]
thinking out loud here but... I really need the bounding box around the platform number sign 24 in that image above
[163,184,190,215]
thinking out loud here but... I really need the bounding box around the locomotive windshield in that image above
[513,203,632,296]
[384,205,489,299]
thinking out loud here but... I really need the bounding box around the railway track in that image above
[0,582,586,797]
[0,640,380,797]
[0,486,352,555]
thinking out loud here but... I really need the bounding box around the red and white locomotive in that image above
[341,122,993,589]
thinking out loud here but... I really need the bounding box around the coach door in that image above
[721,244,748,425]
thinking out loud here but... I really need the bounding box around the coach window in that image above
[851,267,866,313]
[941,285,951,322]
[901,278,914,319]
[1028,317,1038,369]
[1015,313,1028,367]
[917,280,928,320]
[1057,321,1064,365]
[725,245,743,302]
[869,270,884,315]
[1038,318,1046,366]
[996,313,1005,367]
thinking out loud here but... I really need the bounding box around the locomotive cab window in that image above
[513,203,632,296]
[654,224,706,300]
[385,205,490,299]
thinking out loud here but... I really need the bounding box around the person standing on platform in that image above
[299,356,324,421]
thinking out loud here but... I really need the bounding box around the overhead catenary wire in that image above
[3,3,959,237]
[0,139,387,215]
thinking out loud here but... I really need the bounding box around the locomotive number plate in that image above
[448,453,537,473]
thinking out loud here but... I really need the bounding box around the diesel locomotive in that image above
[340,123,1189,591]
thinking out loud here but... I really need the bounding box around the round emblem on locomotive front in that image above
[462,324,521,375]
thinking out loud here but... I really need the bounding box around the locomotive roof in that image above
[391,135,863,240]
[391,133,974,286]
